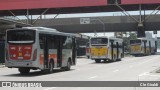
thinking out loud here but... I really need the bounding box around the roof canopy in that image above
[0,0,159,16]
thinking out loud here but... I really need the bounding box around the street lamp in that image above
[91,19,106,36]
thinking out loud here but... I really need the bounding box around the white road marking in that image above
[44,87,57,90]
[138,60,151,65]
[113,69,119,72]
[88,76,98,79]
[138,72,149,77]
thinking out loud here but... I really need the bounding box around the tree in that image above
[122,32,137,52]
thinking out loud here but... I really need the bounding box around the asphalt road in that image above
[0,55,160,90]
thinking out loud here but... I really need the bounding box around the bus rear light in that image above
[33,49,37,61]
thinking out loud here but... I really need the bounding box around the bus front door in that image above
[143,41,147,54]
[122,42,125,58]
[116,42,119,59]
[57,36,63,67]
[72,37,76,65]
[155,41,157,52]
[149,41,151,54]
[43,35,49,69]
[110,40,114,60]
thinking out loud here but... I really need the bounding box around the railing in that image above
[2,16,19,21]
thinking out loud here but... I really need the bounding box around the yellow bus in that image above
[90,37,124,63]
[130,38,157,56]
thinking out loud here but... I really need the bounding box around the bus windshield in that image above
[91,38,108,45]
[130,39,141,45]
[7,30,35,43]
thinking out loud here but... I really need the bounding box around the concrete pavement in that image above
[0,55,160,90]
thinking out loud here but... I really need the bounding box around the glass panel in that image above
[130,39,141,44]
[7,30,35,43]
[91,38,108,44]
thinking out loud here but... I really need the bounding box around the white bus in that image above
[130,38,157,56]
[90,37,124,63]
[5,27,77,74]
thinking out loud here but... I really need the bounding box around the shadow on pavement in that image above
[90,60,121,65]
[3,69,75,77]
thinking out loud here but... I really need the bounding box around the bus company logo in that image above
[2,82,12,87]
[1,82,42,87]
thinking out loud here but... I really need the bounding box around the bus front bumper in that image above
[91,56,108,60]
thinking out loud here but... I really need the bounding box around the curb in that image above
[151,67,160,73]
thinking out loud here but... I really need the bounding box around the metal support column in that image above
[139,4,142,24]
[33,8,50,24]
[142,5,160,22]
[115,2,139,23]
[137,4,145,37]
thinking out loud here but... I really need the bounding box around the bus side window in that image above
[113,42,117,48]
[62,36,72,49]
[109,40,114,46]
[110,40,117,48]
[119,43,122,48]
[48,35,56,49]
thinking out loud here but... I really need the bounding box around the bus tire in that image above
[49,60,54,73]
[117,59,121,61]
[41,60,54,74]
[18,68,30,74]
[103,59,107,62]
[95,59,101,63]
[63,59,71,71]
[108,59,112,62]
[113,54,116,62]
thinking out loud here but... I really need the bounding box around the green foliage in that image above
[128,33,137,40]
[122,32,137,52]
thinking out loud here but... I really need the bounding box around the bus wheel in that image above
[63,60,71,71]
[18,68,30,74]
[49,61,54,73]
[95,59,101,63]
[117,59,121,61]
[113,55,116,62]
[87,56,90,59]
[103,59,107,62]
[41,61,54,74]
